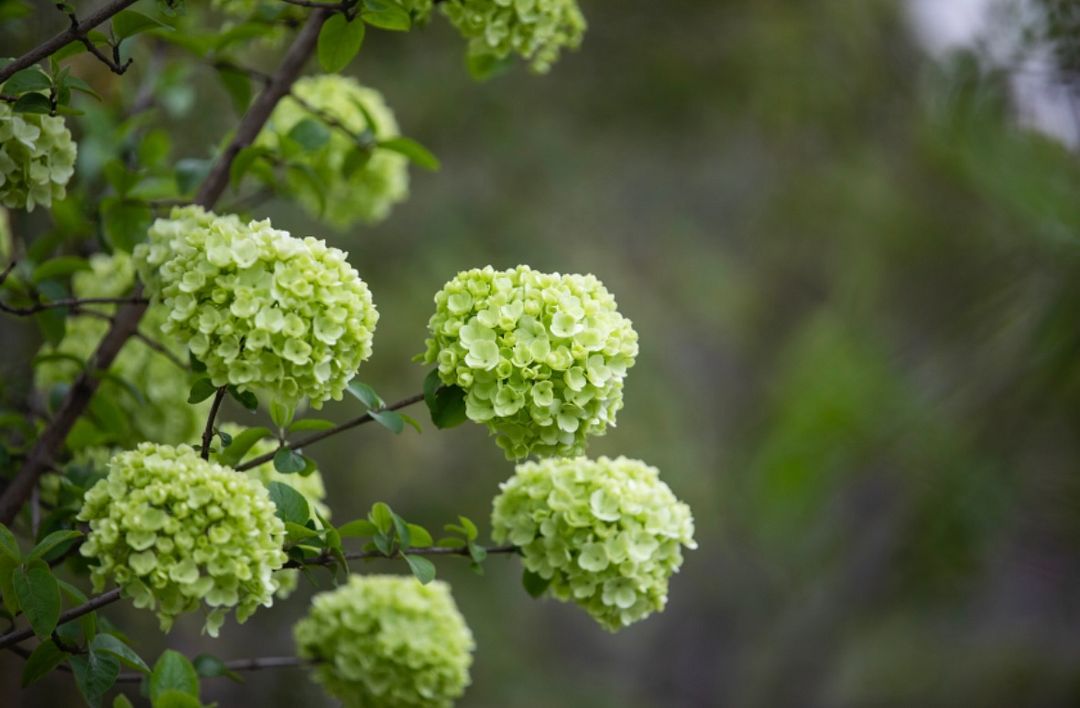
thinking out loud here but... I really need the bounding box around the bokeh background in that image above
[5,0,1080,705]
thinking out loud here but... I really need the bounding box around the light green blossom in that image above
[491,456,697,631]
[0,98,76,211]
[258,75,409,228]
[35,252,208,447]
[78,443,287,635]
[133,206,379,409]
[441,0,586,73]
[294,574,475,708]
[421,265,638,459]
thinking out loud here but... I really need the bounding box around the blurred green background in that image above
[6,0,1080,705]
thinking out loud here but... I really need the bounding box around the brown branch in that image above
[0,0,140,84]
[0,10,331,525]
[286,544,519,569]
[200,387,228,460]
[0,587,122,650]
[236,393,424,472]
[115,655,312,683]
[280,0,350,9]
[0,296,150,317]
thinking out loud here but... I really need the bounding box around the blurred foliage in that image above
[4,0,1080,706]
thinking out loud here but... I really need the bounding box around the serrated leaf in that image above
[150,650,199,702]
[28,529,81,562]
[371,409,404,434]
[267,482,310,525]
[13,560,60,637]
[522,569,551,598]
[91,634,149,673]
[318,13,365,72]
[215,426,271,468]
[272,448,306,475]
[379,136,440,171]
[403,554,436,584]
[21,638,67,687]
[337,519,378,537]
[406,524,433,547]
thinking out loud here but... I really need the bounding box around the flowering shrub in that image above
[294,574,475,707]
[35,252,207,447]
[0,99,77,210]
[441,0,586,73]
[258,75,409,227]
[421,265,638,459]
[491,456,696,631]
[133,206,379,409]
[78,443,288,635]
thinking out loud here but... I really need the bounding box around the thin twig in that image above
[236,393,424,471]
[0,0,140,84]
[201,387,228,460]
[0,296,150,317]
[0,587,122,650]
[0,261,16,285]
[287,544,519,569]
[73,309,188,371]
[280,0,350,9]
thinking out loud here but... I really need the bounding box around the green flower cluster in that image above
[35,252,208,447]
[421,265,638,459]
[259,75,409,227]
[294,575,475,708]
[78,444,288,636]
[133,206,379,409]
[441,0,586,73]
[491,456,697,631]
[0,99,77,210]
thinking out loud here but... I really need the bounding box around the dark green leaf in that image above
[423,370,441,410]
[31,256,89,283]
[216,426,271,468]
[403,554,436,584]
[215,66,251,115]
[150,650,199,702]
[4,68,50,95]
[341,146,372,178]
[379,136,440,171]
[0,523,20,561]
[175,159,211,195]
[14,92,51,114]
[371,409,404,434]
[466,51,515,81]
[102,199,152,251]
[13,559,61,637]
[227,385,258,412]
[272,448,306,475]
[429,385,467,429]
[70,651,121,708]
[267,482,310,524]
[187,378,217,404]
[193,653,243,683]
[317,13,365,72]
[391,512,411,550]
[337,519,378,537]
[468,542,487,564]
[522,569,551,598]
[21,638,67,687]
[229,145,268,188]
[285,522,320,544]
[91,633,149,673]
[346,380,383,408]
[0,555,19,614]
[28,529,81,562]
[287,118,330,151]
[34,307,66,346]
[113,9,169,39]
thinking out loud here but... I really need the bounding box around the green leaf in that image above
[407,523,433,547]
[32,256,90,283]
[175,159,211,195]
[267,482,310,525]
[4,68,50,94]
[21,638,67,687]
[429,385,467,429]
[468,542,487,564]
[379,136,440,171]
[0,555,19,614]
[317,13,365,73]
[288,418,336,433]
[227,385,258,412]
[193,653,242,683]
[284,522,320,544]
[369,502,393,534]
[228,145,268,188]
[399,413,422,433]
[341,146,372,178]
[113,9,169,39]
[28,529,82,562]
[215,66,251,115]
[216,426,272,468]
[70,651,121,708]
[337,519,378,537]
[458,515,479,541]
[346,380,383,408]
[435,536,467,549]
[371,409,404,434]
[154,689,204,707]
[287,118,331,151]
[150,650,199,703]
[113,695,135,708]
[57,578,88,604]
[34,307,66,346]
[64,75,102,102]
[403,554,436,584]
[187,378,217,404]
[522,569,551,598]
[102,199,152,252]
[0,523,20,561]
[13,92,51,114]
[13,560,61,637]
[268,398,295,429]
[362,0,411,31]
[272,448,306,475]
[391,512,411,550]
[466,51,515,82]
[91,634,150,673]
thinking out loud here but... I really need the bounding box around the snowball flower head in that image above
[441,0,586,73]
[491,456,697,631]
[0,98,77,210]
[77,444,287,636]
[421,265,637,459]
[36,252,208,447]
[258,75,409,227]
[133,206,378,409]
[294,574,475,708]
